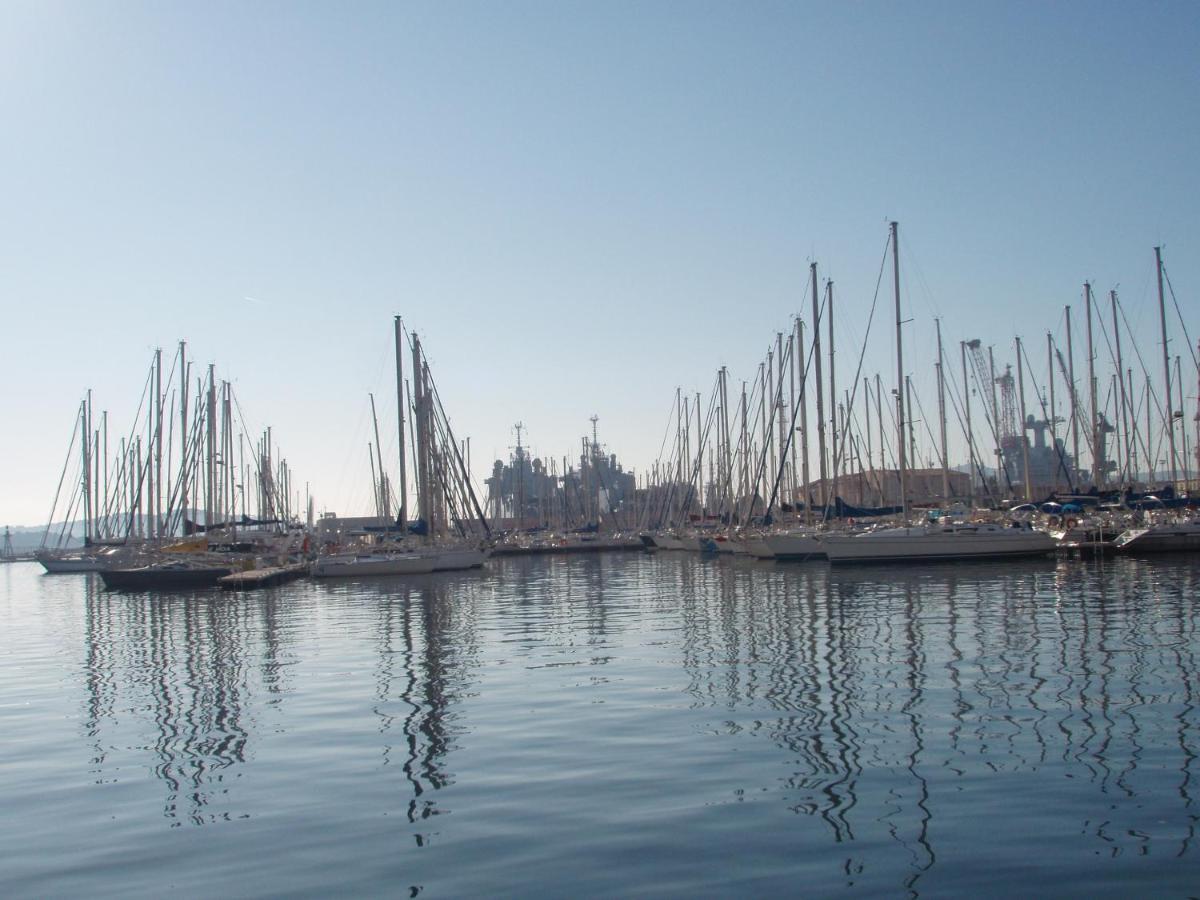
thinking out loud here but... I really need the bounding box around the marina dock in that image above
[218,562,310,591]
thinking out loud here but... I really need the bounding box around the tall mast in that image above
[1085,283,1100,486]
[961,341,975,506]
[206,364,216,529]
[797,317,811,524]
[178,341,188,533]
[891,221,907,518]
[1015,336,1033,501]
[787,330,798,508]
[81,396,91,544]
[1065,306,1079,480]
[777,330,788,507]
[153,348,163,540]
[394,316,409,531]
[1156,246,1178,486]
[936,319,949,501]
[1110,291,1132,484]
[827,281,839,508]
[411,332,431,534]
[101,411,108,539]
[694,394,703,515]
[719,366,732,516]
[811,263,828,507]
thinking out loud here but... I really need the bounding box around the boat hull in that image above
[311,554,436,577]
[1114,525,1200,554]
[763,533,825,561]
[39,556,106,573]
[99,566,235,590]
[821,529,1056,564]
[430,548,488,571]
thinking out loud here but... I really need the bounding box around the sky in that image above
[2,1,1197,526]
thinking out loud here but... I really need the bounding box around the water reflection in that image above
[59,550,1200,893]
[369,573,483,842]
[659,554,1200,889]
[82,577,267,825]
[79,572,486,832]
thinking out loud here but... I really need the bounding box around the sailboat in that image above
[820,223,1056,565]
[311,317,490,578]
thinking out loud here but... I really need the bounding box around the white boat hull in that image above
[764,532,825,561]
[742,537,776,559]
[39,556,105,573]
[430,548,488,570]
[311,553,436,578]
[821,525,1056,564]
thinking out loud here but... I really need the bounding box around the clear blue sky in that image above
[2,1,1197,525]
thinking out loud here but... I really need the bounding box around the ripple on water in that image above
[1,554,1199,897]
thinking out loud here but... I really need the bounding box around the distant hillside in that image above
[4,522,84,553]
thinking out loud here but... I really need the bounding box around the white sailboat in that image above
[311,317,491,578]
[822,222,1056,566]
[311,551,436,577]
[821,520,1055,564]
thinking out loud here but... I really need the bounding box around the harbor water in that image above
[2,552,1198,897]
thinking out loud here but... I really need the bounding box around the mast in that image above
[178,341,188,534]
[811,263,828,507]
[1156,246,1178,486]
[787,330,798,509]
[1085,283,1100,486]
[694,393,703,516]
[777,330,788,509]
[797,317,811,525]
[206,364,217,529]
[891,221,908,518]
[394,316,409,532]
[1015,336,1033,501]
[81,396,91,545]
[1111,291,1132,484]
[153,348,163,540]
[827,282,839,509]
[961,341,975,506]
[719,366,732,517]
[411,332,431,535]
[101,411,108,539]
[936,319,949,501]
[1065,305,1079,481]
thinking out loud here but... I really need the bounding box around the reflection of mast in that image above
[83,592,252,826]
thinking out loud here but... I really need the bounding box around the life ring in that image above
[1063,516,1078,530]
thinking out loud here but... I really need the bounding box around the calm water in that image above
[2,552,1199,897]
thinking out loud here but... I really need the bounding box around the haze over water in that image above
[3,552,1198,897]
